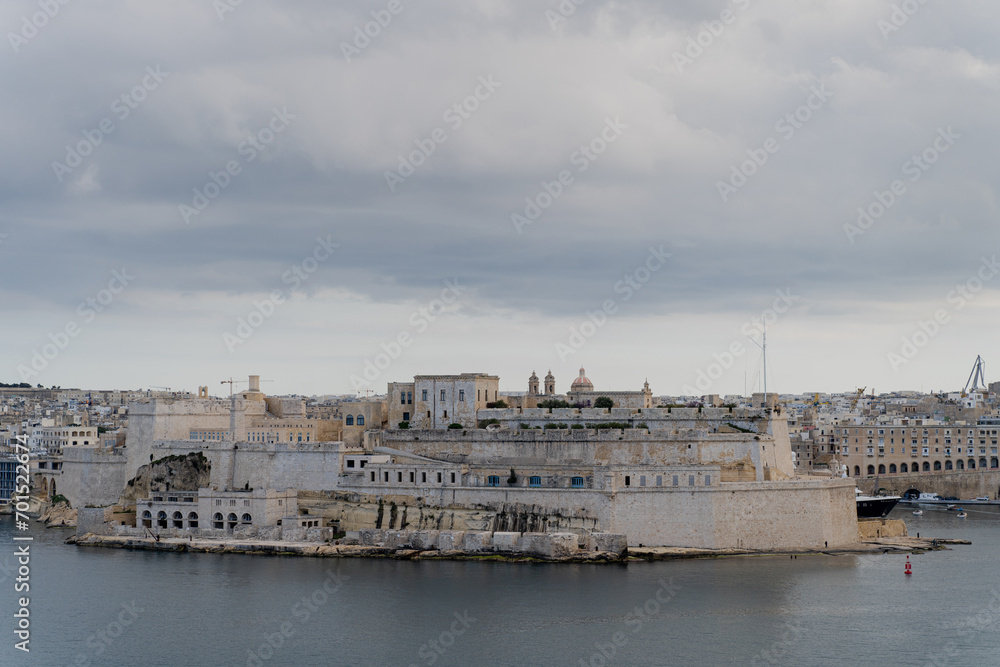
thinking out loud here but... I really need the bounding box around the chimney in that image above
[249,375,260,392]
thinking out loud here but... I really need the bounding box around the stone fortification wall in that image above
[125,399,230,474]
[374,429,766,481]
[355,529,626,559]
[609,478,857,549]
[148,440,343,492]
[300,478,857,550]
[476,406,775,431]
[857,470,1000,500]
[59,446,129,508]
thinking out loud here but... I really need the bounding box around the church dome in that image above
[570,367,593,392]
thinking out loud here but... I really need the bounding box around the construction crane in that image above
[849,387,866,412]
[962,355,986,397]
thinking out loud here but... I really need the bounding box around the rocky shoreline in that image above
[68,533,967,563]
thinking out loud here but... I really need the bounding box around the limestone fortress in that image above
[69,372,858,551]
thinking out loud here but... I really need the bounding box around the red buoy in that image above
[905,556,913,575]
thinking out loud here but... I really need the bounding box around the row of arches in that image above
[855,458,999,476]
[139,511,254,530]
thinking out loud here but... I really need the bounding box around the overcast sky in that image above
[2,0,998,398]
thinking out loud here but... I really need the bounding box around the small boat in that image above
[957,511,968,518]
[912,510,923,516]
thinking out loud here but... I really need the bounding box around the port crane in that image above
[849,387,866,412]
[962,355,986,397]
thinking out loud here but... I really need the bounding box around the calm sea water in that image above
[1,505,999,667]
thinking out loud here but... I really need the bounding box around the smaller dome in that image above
[529,371,538,380]
[544,369,555,380]
[570,367,593,392]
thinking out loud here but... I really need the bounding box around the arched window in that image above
[980,458,989,469]
[969,459,976,469]
[922,462,930,471]
[933,461,942,471]
[241,513,252,523]
[900,463,908,473]
[227,513,238,530]
[346,416,354,426]
[357,415,365,426]
[188,512,199,529]
[878,464,886,474]
[889,464,897,473]
[172,511,184,528]
[945,460,953,470]
[992,458,998,469]
[854,466,861,476]
[213,512,224,529]
[957,459,965,470]
[157,511,167,528]
[867,465,875,475]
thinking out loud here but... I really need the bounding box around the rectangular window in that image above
[421,472,427,483]
[571,477,584,488]
[640,475,646,487]
[346,459,355,468]
[403,412,409,421]
[624,475,631,487]
[422,389,428,401]
[529,476,541,487]
[397,472,403,482]
[407,391,412,404]
[705,475,711,486]
[441,389,446,401]
[488,475,501,486]
[656,475,662,486]
[400,393,406,405]
[459,390,465,402]
[384,472,389,482]
[370,472,375,481]
[409,472,415,483]
[688,475,695,486]
[437,472,442,483]
[451,472,456,483]
[672,475,679,486]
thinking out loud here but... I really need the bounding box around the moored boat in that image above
[856,488,901,518]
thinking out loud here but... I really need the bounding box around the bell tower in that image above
[544,370,556,395]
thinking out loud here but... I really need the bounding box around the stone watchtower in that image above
[528,371,539,396]
[544,370,556,396]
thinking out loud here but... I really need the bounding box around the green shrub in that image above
[538,399,570,409]
[51,494,69,505]
[486,400,508,409]
[398,421,410,429]
[478,418,500,429]
[447,423,463,429]
[594,397,614,409]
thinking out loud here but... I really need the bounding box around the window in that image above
[403,412,409,422]
[451,472,456,483]
[400,393,406,405]
[624,475,631,487]
[409,472,415,483]
[488,475,501,486]
[346,459,355,468]
[357,415,365,426]
[688,475,695,486]
[459,390,465,402]
[422,389,428,401]
[188,512,199,529]
[370,472,375,481]
[397,472,402,483]
[241,514,252,523]
[672,475,679,486]
[384,472,389,482]
[437,472,442,483]
[346,416,354,426]
[213,513,223,529]
[571,477,584,488]
[407,391,412,404]
[640,475,646,487]
[529,476,541,487]
[656,475,662,486]
[421,472,427,483]
[441,389,446,401]
[705,475,711,486]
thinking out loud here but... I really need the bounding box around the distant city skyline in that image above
[2,2,997,398]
